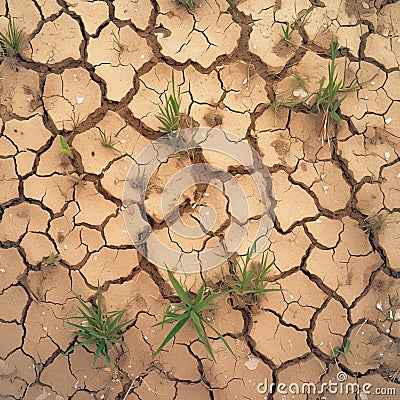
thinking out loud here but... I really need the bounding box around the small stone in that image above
[384,152,390,160]
[76,97,85,104]
[385,118,392,124]
[361,2,369,9]
[244,358,259,371]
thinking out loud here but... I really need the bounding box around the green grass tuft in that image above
[0,16,23,57]
[66,284,134,364]
[313,39,359,144]
[157,71,181,133]
[153,269,235,362]
[224,242,281,307]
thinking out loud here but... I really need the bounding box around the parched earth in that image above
[0,0,400,399]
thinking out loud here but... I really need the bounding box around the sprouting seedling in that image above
[34,352,44,376]
[224,242,281,308]
[66,171,87,189]
[331,339,351,362]
[65,283,134,364]
[42,252,61,266]
[280,22,294,41]
[359,212,394,234]
[313,38,360,144]
[59,135,73,159]
[0,16,23,57]
[70,112,82,132]
[111,31,127,54]
[153,269,235,362]
[156,71,182,133]
[98,127,119,150]
[176,0,197,9]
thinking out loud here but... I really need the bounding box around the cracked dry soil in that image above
[0,0,400,399]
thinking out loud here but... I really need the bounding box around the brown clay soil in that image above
[1,0,400,399]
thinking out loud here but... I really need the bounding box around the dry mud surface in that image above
[0,0,400,399]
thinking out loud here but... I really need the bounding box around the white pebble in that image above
[384,152,390,160]
[385,118,392,124]
[0,269,5,273]
[76,97,85,104]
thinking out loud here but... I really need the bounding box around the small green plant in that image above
[331,339,351,362]
[159,127,199,159]
[153,269,235,362]
[66,171,87,188]
[156,71,181,133]
[42,252,60,266]
[34,352,44,377]
[0,16,23,57]
[111,31,126,54]
[59,135,73,159]
[66,284,133,364]
[70,112,82,132]
[224,242,281,307]
[176,0,197,8]
[280,22,294,41]
[313,39,359,144]
[359,212,392,234]
[98,127,118,150]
